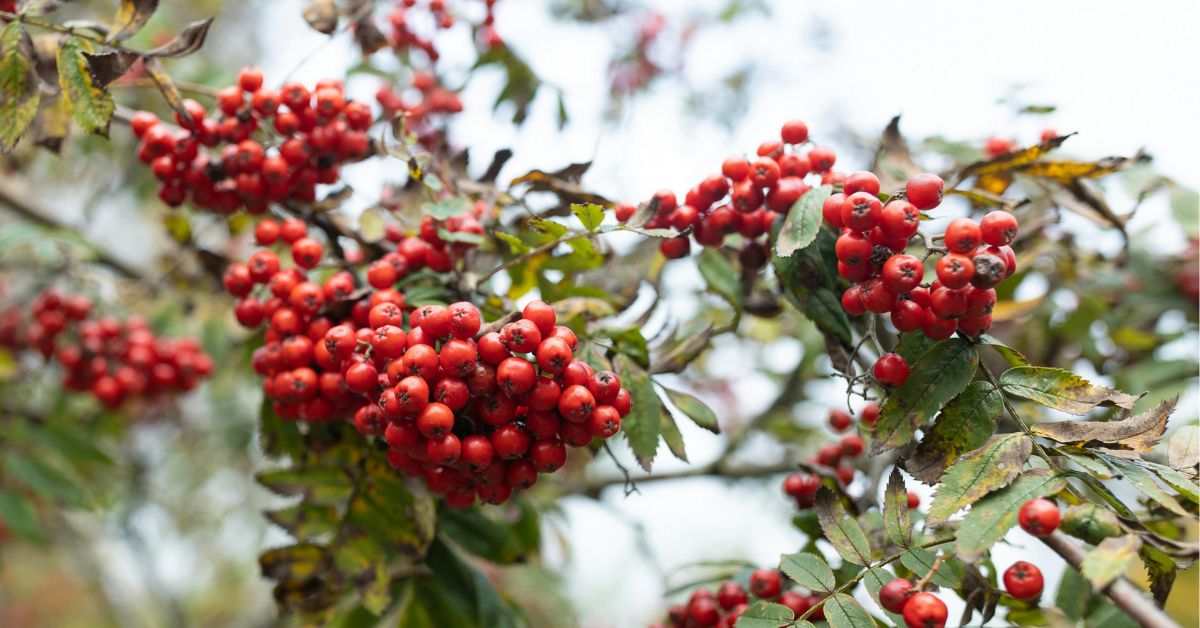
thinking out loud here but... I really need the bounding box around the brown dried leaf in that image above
[1168,425,1200,470]
[870,116,921,193]
[955,134,1073,183]
[1031,396,1176,452]
[81,49,139,87]
[145,17,213,58]
[510,164,611,207]
[352,17,387,55]
[302,0,339,35]
[109,0,159,42]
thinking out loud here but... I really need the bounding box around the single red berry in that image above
[716,581,748,611]
[935,253,975,289]
[829,409,853,432]
[844,171,881,197]
[448,301,482,339]
[840,434,864,457]
[880,200,920,241]
[980,210,1019,246]
[901,592,947,628]
[860,403,880,427]
[780,119,809,144]
[861,279,897,314]
[907,490,920,510]
[835,231,873,268]
[841,285,867,317]
[344,361,378,394]
[416,402,455,439]
[841,191,883,232]
[816,443,842,467]
[944,218,982,254]
[291,237,324,269]
[530,440,567,472]
[984,136,1015,158]
[522,300,557,336]
[808,146,836,172]
[558,385,596,423]
[873,353,910,387]
[1018,498,1061,537]
[905,174,944,211]
[588,405,621,438]
[748,569,782,600]
[237,66,264,92]
[891,299,926,333]
[929,285,969,320]
[660,235,691,259]
[461,435,495,471]
[822,193,846,228]
[492,423,531,459]
[426,433,462,465]
[497,356,536,396]
[882,254,925,294]
[501,319,542,353]
[880,578,915,613]
[1003,561,1044,600]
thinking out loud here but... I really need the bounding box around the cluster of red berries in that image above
[617,119,840,268]
[130,67,375,214]
[226,219,631,507]
[653,569,827,628]
[0,289,212,409]
[880,561,1044,628]
[782,405,919,509]
[386,0,502,58]
[833,171,1020,341]
[375,70,464,144]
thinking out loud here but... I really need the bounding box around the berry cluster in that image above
[617,119,839,268]
[834,173,1020,341]
[131,68,375,214]
[0,289,213,408]
[782,405,920,509]
[374,70,464,145]
[880,559,1044,628]
[226,222,631,507]
[386,0,503,59]
[653,569,828,628]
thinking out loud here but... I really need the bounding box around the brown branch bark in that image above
[1041,531,1179,628]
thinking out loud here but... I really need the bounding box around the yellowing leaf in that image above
[999,366,1138,415]
[110,0,159,41]
[1080,535,1141,590]
[907,381,1002,483]
[145,18,213,58]
[991,296,1044,322]
[0,22,40,152]
[56,36,114,136]
[926,433,1032,525]
[872,339,978,453]
[1020,154,1146,184]
[1031,397,1175,452]
[302,0,339,34]
[1168,425,1200,470]
[815,489,873,565]
[975,172,1013,196]
[956,134,1072,182]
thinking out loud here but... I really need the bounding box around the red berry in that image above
[835,463,855,485]
[901,592,947,628]
[841,191,883,232]
[828,409,853,432]
[984,136,1015,158]
[890,299,926,332]
[835,231,873,268]
[880,200,920,241]
[492,423,531,459]
[935,253,975,290]
[448,302,482,339]
[907,490,920,510]
[748,569,782,600]
[1003,561,1044,600]
[929,285,969,319]
[880,578,914,613]
[840,434,864,457]
[501,319,542,353]
[944,218,981,254]
[841,285,867,317]
[780,120,809,144]
[722,157,750,181]
[416,402,455,439]
[461,435,495,471]
[530,440,567,472]
[558,385,596,423]
[808,146,836,172]
[860,403,879,426]
[660,235,691,259]
[344,361,378,394]
[588,405,621,438]
[822,193,846,228]
[905,174,944,211]
[426,433,462,465]
[882,254,925,294]
[844,171,881,197]
[980,210,1018,246]
[1018,498,1061,537]
[873,353,910,387]
[496,356,536,396]
[237,66,264,92]
[717,582,748,611]
[291,237,324,269]
[522,300,557,336]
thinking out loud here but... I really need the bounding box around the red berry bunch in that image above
[836,172,1020,342]
[618,119,839,267]
[781,404,876,506]
[653,569,827,628]
[131,68,374,214]
[0,289,212,409]
[375,70,464,145]
[386,0,503,61]
[228,222,631,506]
[879,578,949,628]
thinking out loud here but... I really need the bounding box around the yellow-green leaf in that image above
[1060,503,1122,545]
[56,36,114,136]
[956,470,1066,562]
[872,338,978,453]
[659,410,688,463]
[571,202,605,232]
[779,552,834,592]
[662,386,720,434]
[735,601,795,628]
[0,22,40,152]
[883,467,912,547]
[822,593,874,628]
[1080,535,1141,590]
[1000,366,1138,415]
[776,185,829,257]
[614,353,660,472]
[110,0,159,41]
[926,433,1032,525]
[1106,458,1189,517]
[907,381,1002,484]
[815,489,873,565]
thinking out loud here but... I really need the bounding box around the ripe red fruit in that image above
[530,440,567,472]
[660,235,691,259]
[448,302,482,339]
[417,402,455,439]
[879,578,914,613]
[522,300,557,335]
[558,384,596,423]
[860,403,880,426]
[496,356,536,396]
[829,409,853,432]
[901,592,948,628]
[588,405,622,438]
[935,253,975,289]
[844,171,881,197]
[980,210,1019,246]
[861,279,897,314]
[1003,561,1044,600]
[1018,498,1061,537]
[835,231,873,268]
[291,237,324,269]
[748,569,782,600]
[716,582,748,611]
[890,299,926,332]
[426,433,462,465]
[841,285,867,317]
[461,435,495,471]
[816,442,842,467]
[492,424,532,460]
[984,136,1015,158]
[873,353,910,387]
[841,191,883,232]
[589,371,621,404]
[907,490,920,509]
[905,174,944,211]
[882,254,925,294]
[944,218,982,254]
[822,193,846,228]
[929,285,969,320]
[835,463,855,485]
[808,146,836,172]
[879,200,920,242]
[237,66,264,92]
[501,319,542,353]
[780,120,809,144]
[840,434,864,458]
[344,361,378,394]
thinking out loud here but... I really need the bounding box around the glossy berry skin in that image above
[980,210,1019,246]
[905,173,944,210]
[860,403,880,426]
[902,592,947,628]
[882,254,925,294]
[1018,498,1061,537]
[748,569,782,600]
[717,581,748,611]
[935,253,975,289]
[780,120,809,144]
[873,353,910,387]
[944,218,982,254]
[907,490,920,510]
[829,409,853,432]
[879,578,914,613]
[1003,561,1044,600]
[880,200,920,240]
[842,191,883,232]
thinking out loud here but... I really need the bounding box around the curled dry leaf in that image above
[1031,396,1176,452]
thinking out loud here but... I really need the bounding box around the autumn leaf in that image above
[1031,396,1176,452]
[0,22,40,152]
[872,339,978,454]
[883,467,912,547]
[926,433,1032,526]
[907,381,1002,484]
[955,134,1072,183]
[999,366,1138,415]
[145,18,214,58]
[1081,535,1141,590]
[815,489,873,566]
[56,36,115,136]
[109,0,159,42]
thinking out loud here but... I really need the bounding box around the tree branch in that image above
[1041,532,1179,628]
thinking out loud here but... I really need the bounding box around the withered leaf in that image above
[955,134,1073,183]
[109,0,159,42]
[870,116,921,193]
[1020,152,1149,183]
[81,49,139,87]
[302,0,338,35]
[1031,396,1175,452]
[145,17,213,58]
[510,162,610,207]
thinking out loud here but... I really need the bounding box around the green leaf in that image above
[423,197,470,220]
[5,453,87,508]
[265,503,339,541]
[659,410,688,462]
[872,339,978,454]
[0,22,40,152]
[345,460,437,552]
[900,548,964,588]
[861,567,907,626]
[662,386,721,434]
[259,394,303,458]
[528,216,569,241]
[614,353,661,472]
[815,489,873,565]
[735,601,795,628]
[1170,187,1199,235]
[772,228,853,346]
[955,470,1066,562]
[999,366,1138,415]
[394,539,523,628]
[697,247,742,307]
[776,185,829,257]
[1055,564,1093,620]
[109,0,159,41]
[883,467,912,547]
[571,202,605,232]
[779,552,834,592]
[1081,534,1141,590]
[494,231,529,255]
[1106,458,1189,516]
[822,593,875,628]
[601,326,650,368]
[907,381,1001,483]
[0,489,43,542]
[439,503,539,565]
[926,433,1032,525]
[1060,503,1122,544]
[1148,461,1200,504]
[980,334,1029,367]
[256,466,354,505]
[56,36,115,136]
[1139,543,1177,606]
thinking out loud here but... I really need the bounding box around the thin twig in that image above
[1041,532,1179,628]
[602,441,641,497]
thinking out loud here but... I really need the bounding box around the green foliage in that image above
[882,468,912,548]
[907,381,1002,483]
[614,353,662,471]
[775,186,829,258]
[955,470,1067,562]
[872,339,978,453]
[771,227,853,346]
[56,36,115,136]
[926,433,1031,525]
[779,551,834,592]
[0,22,39,151]
[815,489,873,565]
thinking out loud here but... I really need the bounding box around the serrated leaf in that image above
[1081,534,1141,590]
[955,470,1066,562]
[571,202,604,232]
[145,17,213,58]
[109,0,158,41]
[926,433,1031,525]
[734,601,795,628]
[779,552,834,592]
[662,386,720,434]
[772,228,853,346]
[900,548,964,588]
[1000,366,1138,415]
[815,489,873,565]
[776,185,829,257]
[1055,565,1093,620]
[259,394,303,458]
[1106,458,1189,516]
[883,467,912,547]
[907,381,1001,483]
[872,339,978,454]
[56,36,114,136]
[256,466,353,505]
[697,247,741,307]
[614,353,660,472]
[1168,425,1199,469]
[0,22,40,152]
[822,593,874,628]
[1139,543,1177,606]
[659,410,688,462]
[1031,396,1174,452]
